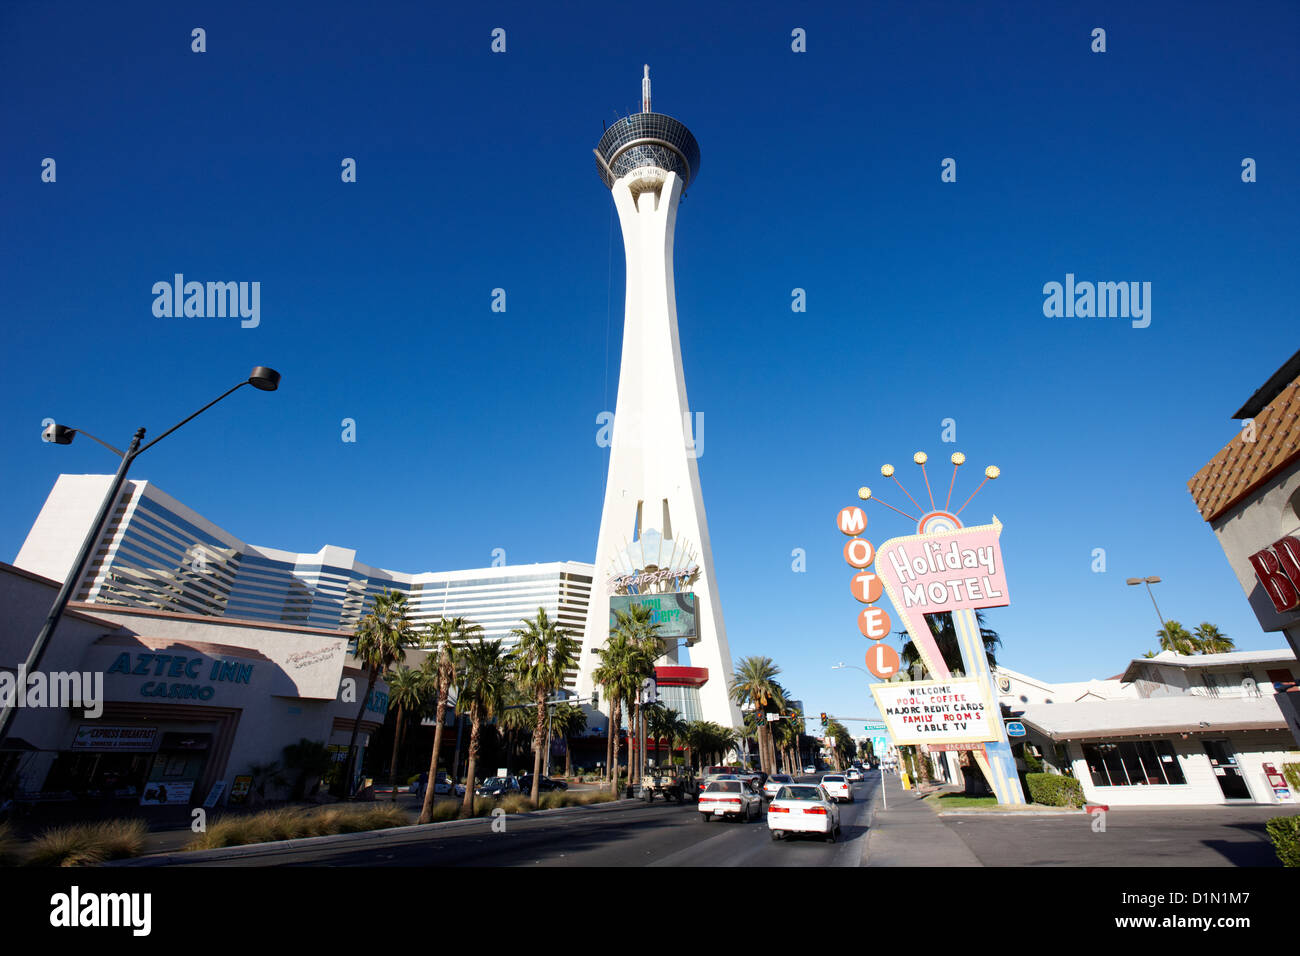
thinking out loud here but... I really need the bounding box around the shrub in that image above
[1266,815,1300,867]
[1025,772,1085,808]
[185,804,410,850]
[24,819,147,866]
[498,794,534,815]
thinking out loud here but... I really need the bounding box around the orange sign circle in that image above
[843,538,875,568]
[857,605,893,641]
[836,506,867,537]
[850,570,883,604]
[866,644,900,679]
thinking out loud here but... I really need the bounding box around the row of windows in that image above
[1081,740,1188,787]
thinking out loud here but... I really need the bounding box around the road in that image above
[170,775,879,867]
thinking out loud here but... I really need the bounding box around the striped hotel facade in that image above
[16,475,594,682]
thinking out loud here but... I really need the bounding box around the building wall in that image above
[14,476,594,678]
[1,563,387,803]
[1208,463,1300,652]
[1065,730,1298,806]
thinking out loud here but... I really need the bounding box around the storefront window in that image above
[1082,739,1186,786]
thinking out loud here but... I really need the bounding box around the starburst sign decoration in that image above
[835,451,1026,805]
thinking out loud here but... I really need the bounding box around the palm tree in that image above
[1157,620,1198,655]
[498,685,535,774]
[644,703,676,768]
[1194,623,1235,654]
[511,607,581,803]
[416,617,479,824]
[900,611,1001,678]
[342,589,414,797]
[456,637,513,816]
[593,631,635,794]
[550,702,587,777]
[383,665,428,802]
[729,657,784,775]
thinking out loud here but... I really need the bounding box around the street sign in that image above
[1005,721,1026,738]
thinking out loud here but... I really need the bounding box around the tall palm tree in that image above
[456,637,513,816]
[511,607,581,803]
[416,617,479,824]
[550,702,587,777]
[593,631,636,794]
[1194,623,1235,654]
[644,703,678,768]
[343,589,414,797]
[602,604,661,786]
[383,665,428,802]
[1157,620,1198,655]
[729,657,784,775]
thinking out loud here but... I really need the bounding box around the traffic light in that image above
[820,712,827,724]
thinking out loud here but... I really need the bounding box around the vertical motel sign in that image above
[837,497,1026,806]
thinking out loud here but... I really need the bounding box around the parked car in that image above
[767,783,841,843]
[763,773,796,799]
[518,775,568,793]
[697,779,764,822]
[434,772,465,797]
[475,776,522,798]
[820,773,852,803]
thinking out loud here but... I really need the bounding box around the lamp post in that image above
[0,367,281,750]
[1125,575,1166,632]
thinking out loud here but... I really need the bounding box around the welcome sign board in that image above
[870,679,998,746]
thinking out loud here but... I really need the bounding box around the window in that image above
[1082,740,1186,787]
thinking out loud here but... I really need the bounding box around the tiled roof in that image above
[1187,374,1300,522]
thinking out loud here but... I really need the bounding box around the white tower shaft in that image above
[576,170,742,731]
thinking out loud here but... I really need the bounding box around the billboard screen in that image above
[610,591,697,640]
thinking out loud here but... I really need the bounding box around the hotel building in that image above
[16,475,594,680]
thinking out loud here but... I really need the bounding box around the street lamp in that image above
[1125,575,1167,632]
[0,367,281,749]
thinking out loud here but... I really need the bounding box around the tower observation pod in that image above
[577,68,743,736]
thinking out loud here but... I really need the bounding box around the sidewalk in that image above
[863,773,983,867]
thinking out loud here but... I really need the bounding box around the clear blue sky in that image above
[2,1,1297,730]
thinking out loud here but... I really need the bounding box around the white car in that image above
[698,779,763,822]
[767,783,842,842]
[845,768,863,782]
[820,773,852,803]
[763,773,796,799]
[803,766,816,774]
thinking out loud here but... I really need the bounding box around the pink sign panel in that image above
[874,518,1010,680]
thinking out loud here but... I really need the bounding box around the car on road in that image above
[641,766,695,803]
[803,765,816,774]
[475,776,522,798]
[763,773,796,799]
[433,772,465,797]
[518,774,568,793]
[698,779,764,822]
[696,772,742,797]
[845,768,863,783]
[767,783,841,843]
[820,773,852,803]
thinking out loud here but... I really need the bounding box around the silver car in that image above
[698,779,764,822]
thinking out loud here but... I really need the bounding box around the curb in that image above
[110,797,645,866]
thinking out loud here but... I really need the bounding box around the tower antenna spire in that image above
[642,64,651,113]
